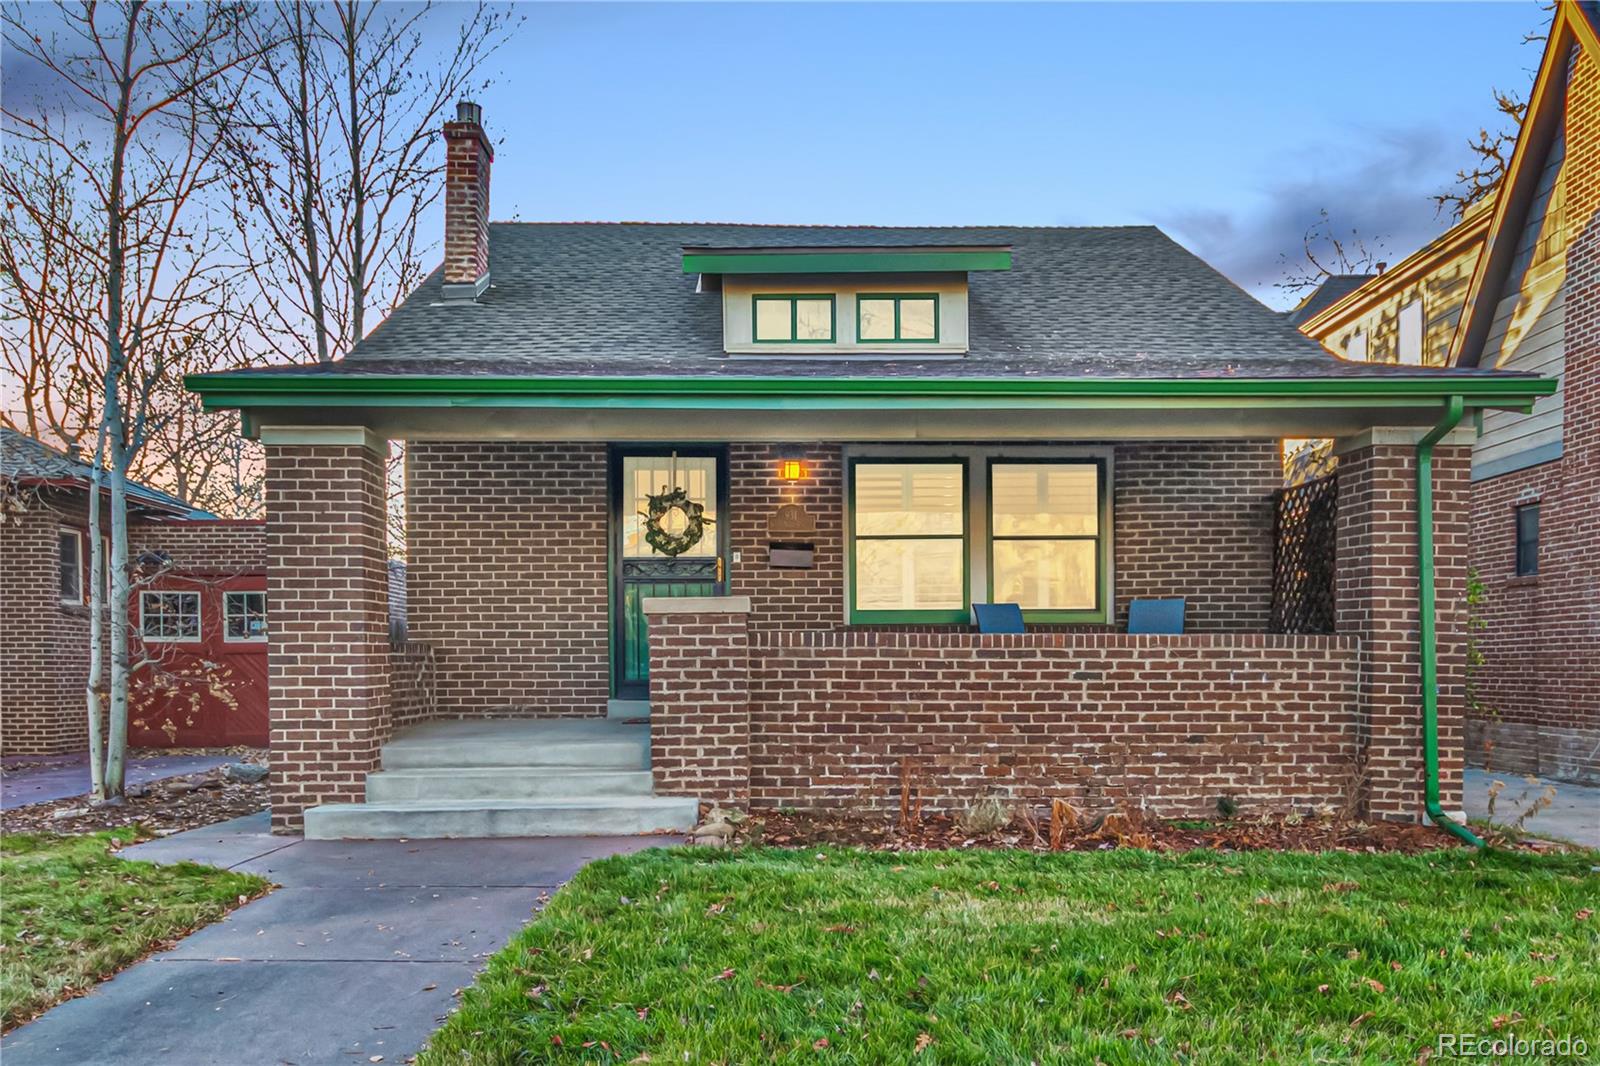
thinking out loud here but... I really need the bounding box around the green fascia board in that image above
[186,372,1557,414]
[681,250,1012,274]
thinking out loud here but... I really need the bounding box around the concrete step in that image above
[302,796,699,840]
[607,698,650,720]
[366,768,654,803]
[381,720,648,771]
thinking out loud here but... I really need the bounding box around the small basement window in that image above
[58,529,82,604]
[141,591,202,642]
[753,294,835,343]
[857,293,939,343]
[224,591,268,641]
[1515,503,1539,576]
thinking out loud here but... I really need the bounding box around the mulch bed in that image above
[2,758,269,838]
[734,806,1555,855]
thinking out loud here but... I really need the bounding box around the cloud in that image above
[1157,125,1465,310]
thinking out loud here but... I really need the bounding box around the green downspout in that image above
[1415,395,1485,848]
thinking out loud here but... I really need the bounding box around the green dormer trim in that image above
[681,246,1012,275]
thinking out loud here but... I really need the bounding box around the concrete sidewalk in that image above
[0,753,236,810]
[0,813,678,1065]
[1463,767,1600,847]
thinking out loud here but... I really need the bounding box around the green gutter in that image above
[1416,395,1485,849]
[184,373,1556,412]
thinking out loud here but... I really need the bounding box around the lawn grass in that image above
[420,846,1599,1065]
[0,829,269,1029]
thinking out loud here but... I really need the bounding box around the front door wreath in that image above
[641,486,713,556]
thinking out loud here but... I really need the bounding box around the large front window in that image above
[989,461,1103,618]
[848,453,1111,625]
[850,461,967,622]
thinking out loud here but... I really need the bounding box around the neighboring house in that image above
[1296,2,1600,785]
[0,429,269,753]
[188,102,1553,838]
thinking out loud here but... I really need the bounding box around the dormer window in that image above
[688,243,1010,357]
[858,293,939,343]
[753,295,835,343]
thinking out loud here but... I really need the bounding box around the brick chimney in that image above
[441,100,493,302]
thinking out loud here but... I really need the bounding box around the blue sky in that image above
[458,1,1546,308]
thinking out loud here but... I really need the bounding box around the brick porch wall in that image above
[265,443,391,832]
[645,612,1362,816]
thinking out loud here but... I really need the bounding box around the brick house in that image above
[0,429,268,754]
[1294,3,1600,785]
[188,103,1553,838]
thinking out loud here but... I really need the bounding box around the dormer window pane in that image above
[899,298,936,340]
[753,295,835,343]
[858,298,895,341]
[755,299,790,341]
[856,293,939,343]
[795,299,832,340]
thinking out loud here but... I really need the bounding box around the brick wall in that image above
[132,520,267,575]
[1112,441,1278,630]
[389,641,438,735]
[726,439,1278,633]
[1335,443,1471,819]
[406,442,610,718]
[1,485,265,757]
[645,612,1362,817]
[0,497,90,755]
[404,440,1278,722]
[645,603,751,805]
[265,444,391,832]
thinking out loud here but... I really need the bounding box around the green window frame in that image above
[985,458,1109,624]
[855,292,940,344]
[847,457,970,624]
[751,294,836,343]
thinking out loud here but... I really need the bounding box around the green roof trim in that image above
[681,248,1012,275]
[187,372,1555,414]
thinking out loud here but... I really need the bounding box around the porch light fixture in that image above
[778,458,807,481]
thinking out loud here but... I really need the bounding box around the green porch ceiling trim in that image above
[682,250,1012,274]
[1414,395,1484,849]
[187,373,1556,413]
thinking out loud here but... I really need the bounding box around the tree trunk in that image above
[98,0,144,802]
[85,427,108,803]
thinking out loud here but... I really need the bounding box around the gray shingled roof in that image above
[1284,274,1378,327]
[0,428,213,517]
[255,222,1509,381]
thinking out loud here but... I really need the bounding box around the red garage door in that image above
[130,573,268,748]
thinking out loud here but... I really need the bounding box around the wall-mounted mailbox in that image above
[769,542,815,568]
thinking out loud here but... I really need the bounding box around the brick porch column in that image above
[1334,433,1472,821]
[263,429,392,833]
[642,596,751,806]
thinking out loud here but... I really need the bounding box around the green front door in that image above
[611,447,729,700]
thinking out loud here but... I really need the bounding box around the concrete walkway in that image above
[0,753,236,810]
[1463,767,1600,847]
[0,813,678,1066]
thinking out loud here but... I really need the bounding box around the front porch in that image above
[257,428,1479,836]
